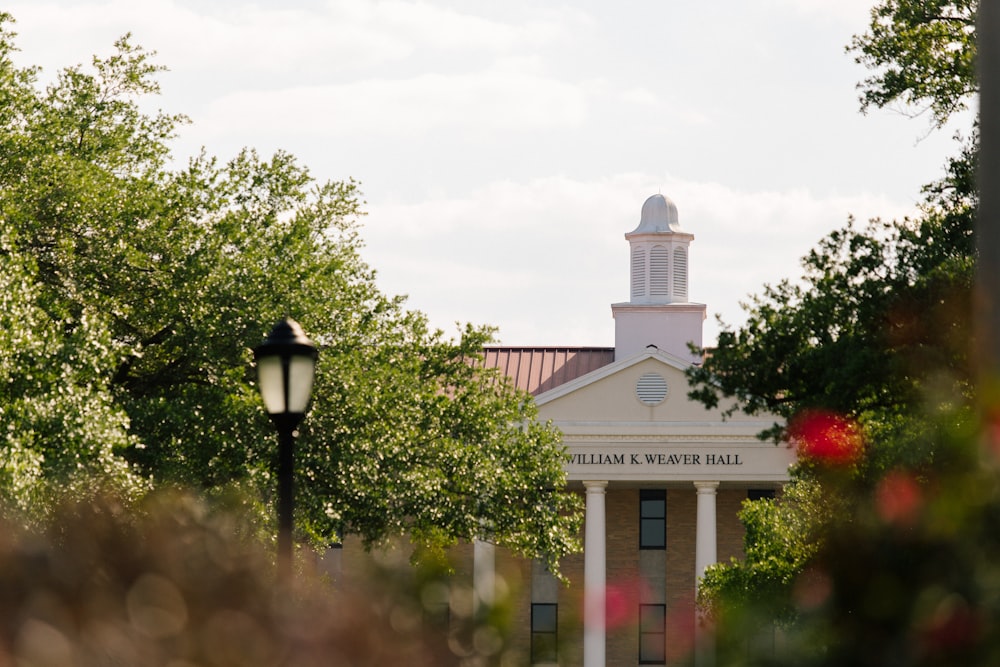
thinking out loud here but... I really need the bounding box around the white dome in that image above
[631,193,681,233]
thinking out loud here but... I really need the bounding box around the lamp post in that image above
[253,318,318,582]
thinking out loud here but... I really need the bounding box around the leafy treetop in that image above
[848,0,976,128]
[0,13,581,572]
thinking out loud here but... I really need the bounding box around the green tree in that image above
[699,478,826,625]
[686,176,974,448]
[689,0,982,656]
[0,235,147,522]
[0,14,581,569]
[688,0,978,447]
[705,401,1000,667]
[700,0,1000,654]
[848,0,976,128]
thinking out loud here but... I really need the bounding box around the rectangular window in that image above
[639,604,666,664]
[640,489,666,549]
[748,489,776,501]
[531,603,558,664]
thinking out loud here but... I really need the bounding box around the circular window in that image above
[636,372,668,406]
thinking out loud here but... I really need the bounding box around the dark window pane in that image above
[640,603,666,629]
[532,632,558,663]
[640,633,666,663]
[531,603,558,664]
[532,603,557,633]
[639,604,666,664]
[640,489,666,503]
[641,499,666,518]
[639,490,667,550]
[748,489,775,501]
[640,519,665,548]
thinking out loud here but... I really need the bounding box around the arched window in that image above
[673,247,688,300]
[650,245,668,298]
[631,246,646,299]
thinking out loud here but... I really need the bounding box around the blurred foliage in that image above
[685,141,975,442]
[704,399,1000,667]
[688,0,978,442]
[0,13,580,572]
[0,490,521,667]
[691,1,994,663]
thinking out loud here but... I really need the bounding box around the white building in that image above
[334,194,794,666]
[479,193,794,667]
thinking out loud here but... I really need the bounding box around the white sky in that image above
[6,0,976,346]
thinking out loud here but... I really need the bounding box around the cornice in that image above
[563,433,782,444]
[610,302,707,314]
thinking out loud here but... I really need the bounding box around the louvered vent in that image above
[631,247,646,299]
[650,246,668,297]
[673,247,688,300]
[636,372,668,405]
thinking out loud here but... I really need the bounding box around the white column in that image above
[694,481,719,667]
[583,481,608,667]
[694,481,719,586]
[473,538,495,612]
[318,543,343,586]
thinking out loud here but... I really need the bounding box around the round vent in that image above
[636,373,668,405]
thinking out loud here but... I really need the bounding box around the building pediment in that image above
[535,348,794,483]
[535,347,766,428]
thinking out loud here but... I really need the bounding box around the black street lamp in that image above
[253,318,318,581]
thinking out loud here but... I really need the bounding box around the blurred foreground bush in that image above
[707,402,1000,667]
[0,491,505,667]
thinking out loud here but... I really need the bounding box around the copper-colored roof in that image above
[481,347,616,396]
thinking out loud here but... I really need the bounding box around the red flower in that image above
[987,410,1000,459]
[604,577,649,628]
[665,592,698,663]
[788,409,863,466]
[920,600,981,653]
[875,469,923,526]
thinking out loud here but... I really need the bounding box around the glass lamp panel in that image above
[257,356,286,414]
[286,355,316,413]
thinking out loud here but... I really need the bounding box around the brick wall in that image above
[607,489,640,665]
[333,484,754,667]
[717,490,747,563]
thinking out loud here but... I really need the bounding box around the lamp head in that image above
[253,318,318,416]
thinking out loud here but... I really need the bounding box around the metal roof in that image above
[481,347,616,396]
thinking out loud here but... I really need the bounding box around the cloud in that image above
[6,0,943,350]
[761,0,878,27]
[362,174,919,346]
[6,1,598,144]
[7,0,586,80]
[195,68,590,137]
[347,0,577,53]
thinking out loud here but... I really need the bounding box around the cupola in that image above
[626,194,692,305]
[612,194,706,363]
